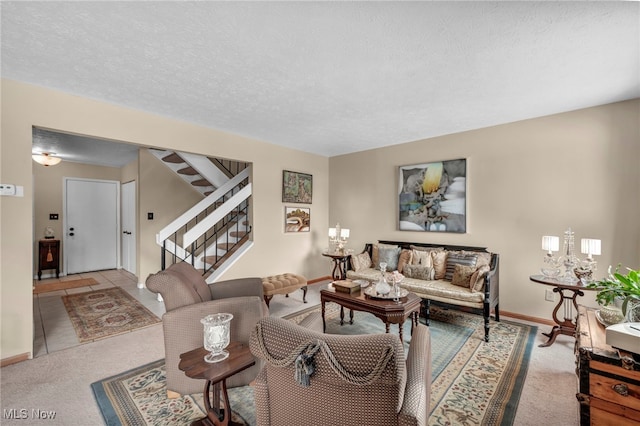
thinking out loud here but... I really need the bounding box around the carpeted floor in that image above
[62,287,161,343]
[92,304,535,426]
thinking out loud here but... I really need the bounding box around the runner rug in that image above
[34,277,98,294]
[92,305,535,426]
[62,287,161,343]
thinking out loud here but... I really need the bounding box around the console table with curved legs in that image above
[322,251,350,281]
[530,274,596,347]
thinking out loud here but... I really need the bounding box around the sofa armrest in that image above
[208,277,264,300]
[484,254,500,309]
[399,324,431,426]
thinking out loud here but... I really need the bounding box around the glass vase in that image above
[201,313,233,363]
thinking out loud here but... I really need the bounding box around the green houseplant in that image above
[587,265,640,318]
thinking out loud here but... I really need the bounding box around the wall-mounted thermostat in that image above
[0,184,16,196]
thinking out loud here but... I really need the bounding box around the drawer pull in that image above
[613,383,629,396]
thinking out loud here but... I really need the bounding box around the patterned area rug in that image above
[62,287,161,343]
[91,360,252,426]
[34,277,98,294]
[92,305,535,426]
[289,304,536,426]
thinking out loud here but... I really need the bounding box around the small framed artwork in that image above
[398,158,467,233]
[285,207,310,233]
[282,170,312,204]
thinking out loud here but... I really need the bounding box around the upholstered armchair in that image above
[249,316,431,426]
[146,262,268,397]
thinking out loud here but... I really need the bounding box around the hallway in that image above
[33,269,164,357]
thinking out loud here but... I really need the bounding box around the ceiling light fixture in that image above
[32,152,62,167]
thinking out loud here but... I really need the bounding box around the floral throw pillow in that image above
[404,264,435,281]
[451,264,477,288]
[350,252,372,272]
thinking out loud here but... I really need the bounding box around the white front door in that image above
[121,181,136,275]
[64,178,119,274]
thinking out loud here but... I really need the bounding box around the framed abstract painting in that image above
[398,158,466,233]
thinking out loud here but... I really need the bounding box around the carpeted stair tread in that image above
[162,153,184,163]
[191,179,212,187]
[177,166,199,175]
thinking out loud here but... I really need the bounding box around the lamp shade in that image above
[581,239,601,257]
[541,236,559,252]
[328,228,337,238]
[32,153,62,166]
[340,228,350,239]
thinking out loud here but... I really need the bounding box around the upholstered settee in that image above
[347,240,500,342]
[146,262,268,396]
[249,316,431,426]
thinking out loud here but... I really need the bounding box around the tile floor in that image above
[33,270,324,358]
[33,269,166,357]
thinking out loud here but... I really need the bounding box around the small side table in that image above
[322,251,350,280]
[529,274,595,347]
[179,342,255,426]
[38,239,60,280]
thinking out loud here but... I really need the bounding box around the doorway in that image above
[121,180,136,275]
[63,177,119,274]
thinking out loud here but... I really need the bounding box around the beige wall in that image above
[1,79,329,360]
[138,148,204,282]
[33,161,122,276]
[330,99,640,319]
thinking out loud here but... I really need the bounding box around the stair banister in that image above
[156,168,250,245]
[182,183,252,248]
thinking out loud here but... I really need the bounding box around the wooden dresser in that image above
[576,305,640,425]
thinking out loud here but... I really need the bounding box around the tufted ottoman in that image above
[261,273,308,308]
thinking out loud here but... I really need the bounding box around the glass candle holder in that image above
[201,313,233,363]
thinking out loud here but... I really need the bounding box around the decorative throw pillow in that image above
[431,250,448,279]
[378,246,401,271]
[372,243,398,268]
[470,265,491,292]
[451,264,476,288]
[396,249,413,273]
[411,249,433,267]
[404,264,435,281]
[350,252,372,272]
[445,253,477,281]
[461,250,492,268]
[410,245,444,252]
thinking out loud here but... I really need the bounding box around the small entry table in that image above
[179,342,255,426]
[530,274,595,347]
[322,251,351,280]
[320,286,421,343]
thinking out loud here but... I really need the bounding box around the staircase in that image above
[151,149,252,282]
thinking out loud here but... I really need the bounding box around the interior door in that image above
[64,178,119,274]
[121,181,136,275]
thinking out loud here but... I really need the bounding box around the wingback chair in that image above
[146,261,268,397]
[249,316,431,426]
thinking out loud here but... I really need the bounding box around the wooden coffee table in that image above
[179,342,255,426]
[320,285,421,343]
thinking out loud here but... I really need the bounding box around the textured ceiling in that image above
[2,1,639,161]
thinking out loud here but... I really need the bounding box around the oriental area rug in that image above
[92,305,535,426]
[62,287,161,343]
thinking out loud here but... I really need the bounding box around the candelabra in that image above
[328,222,350,253]
[540,228,601,283]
